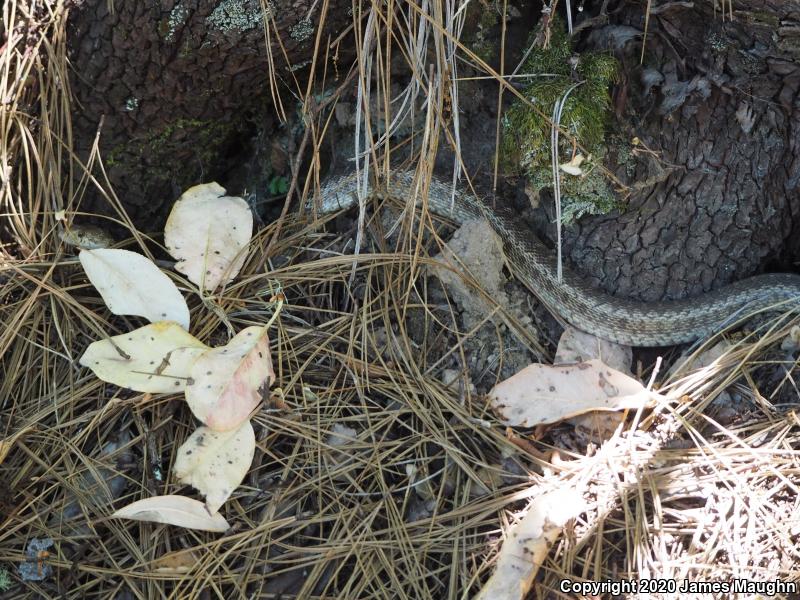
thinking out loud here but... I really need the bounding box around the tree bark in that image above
[67,0,350,224]
[65,0,800,303]
[555,0,800,301]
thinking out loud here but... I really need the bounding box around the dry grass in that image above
[2,0,800,598]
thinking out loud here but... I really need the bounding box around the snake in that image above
[318,170,800,346]
[58,223,115,250]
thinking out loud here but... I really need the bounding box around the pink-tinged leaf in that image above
[111,495,229,532]
[173,420,256,513]
[489,359,658,427]
[164,182,252,293]
[474,488,585,600]
[185,326,274,431]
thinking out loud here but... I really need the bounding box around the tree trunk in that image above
[67,0,350,224]
[554,0,800,302]
[65,0,800,303]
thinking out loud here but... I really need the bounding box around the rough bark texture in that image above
[552,0,800,302]
[67,0,350,225]
[66,0,800,301]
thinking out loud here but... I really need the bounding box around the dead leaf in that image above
[173,420,255,513]
[474,487,585,600]
[322,423,359,483]
[151,548,200,573]
[78,248,189,330]
[568,411,625,443]
[185,326,274,431]
[79,249,190,329]
[504,428,550,462]
[164,182,252,293]
[79,322,207,393]
[668,339,731,380]
[468,466,504,499]
[555,326,632,374]
[111,495,229,532]
[782,325,800,352]
[559,153,586,176]
[489,359,657,427]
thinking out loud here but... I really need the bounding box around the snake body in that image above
[319,170,800,346]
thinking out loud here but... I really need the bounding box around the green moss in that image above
[528,160,620,221]
[608,133,636,178]
[105,117,239,187]
[478,7,497,30]
[500,17,620,223]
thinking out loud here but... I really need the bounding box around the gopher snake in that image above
[318,170,800,346]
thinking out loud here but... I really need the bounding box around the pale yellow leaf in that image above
[559,163,584,176]
[79,249,190,329]
[559,153,586,176]
[475,488,585,600]
[111,495,229,532]
[164,182,252,292]
[185,326,274,431]
[79,322,207,393]
[489,359,657,427]
[174,420,255,513]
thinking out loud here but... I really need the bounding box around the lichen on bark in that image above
[206,0,266,33]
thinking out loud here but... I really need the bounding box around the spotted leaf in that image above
[489,359,658,427]
[79,322,207,393]
[174,420,255,513]
[185,326,274,431]
[164,182,252,293]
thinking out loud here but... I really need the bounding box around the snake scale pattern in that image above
[319,170,800,346]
